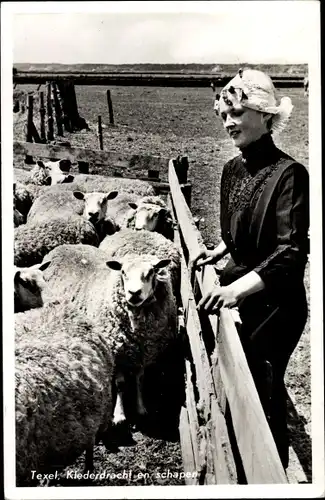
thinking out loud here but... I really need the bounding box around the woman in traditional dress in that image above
[192,68,309,469]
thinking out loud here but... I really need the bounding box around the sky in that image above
[6,1,319,65]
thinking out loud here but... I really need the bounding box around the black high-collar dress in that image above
[219,133,309,468]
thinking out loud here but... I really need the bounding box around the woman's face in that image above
[219,99,269,149]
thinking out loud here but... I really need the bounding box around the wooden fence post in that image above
[52,82,64,136]
[47,82,54,141]
[98,115,103,150]
[78,161,89,174]
[25,94,34,164]
[26,94,34,143]
[106,89,115,125]
[57,81,88,131]
[39,91,46,142]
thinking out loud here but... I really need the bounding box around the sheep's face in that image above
[73,191,118,225]
[36,159,74,185]
[106,258,171,307]
[14,260,51,312]
[130,203,168,232]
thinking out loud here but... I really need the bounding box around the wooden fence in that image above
[13,70,305,88]
[13,141,192,205]
[12,140,308,484]
[168,158,288,484]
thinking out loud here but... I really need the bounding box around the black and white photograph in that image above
[2,1,324,498]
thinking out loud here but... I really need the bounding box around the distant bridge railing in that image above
[13,71,304,88]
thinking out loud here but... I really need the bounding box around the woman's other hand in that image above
[190,239,229,270]
[191,248,221,269]
[197,271,266,314]
[197,285,239,312]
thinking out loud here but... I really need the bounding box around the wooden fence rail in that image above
[168,158,288,484]
[13,71,305,88]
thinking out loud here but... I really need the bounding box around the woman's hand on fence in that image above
[197,285,239,313]
[190,248,222,269]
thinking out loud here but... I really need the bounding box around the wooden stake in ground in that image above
[25,94,35,163]
[98,115,103,150]
[106,89,115,125]
[57,81,89,132]
[26,94,34,143]
[52,82,64,136]
[47,82,54,141]
[39,91,46,142]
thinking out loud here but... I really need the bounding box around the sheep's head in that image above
[14,260,51,312]
[73,190,118,225]
[35,159,74,185]
[129,200,171,232]
[106,257,171,307]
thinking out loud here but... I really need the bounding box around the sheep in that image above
[105,254,177,425]
[14,187,118,266]
[73,190,119,239]
[47,174,156,197]
[28,159,73,186]
[15,302,114,486]
[26,190,85,224]
[14,261,51,312]
[99,192,141,234]
[40,243,178,426]
[13,174,155,221]
[14,168,32,185]
[13,160,73,220]
[14,208,24,227]
[125,195,174,240]
[99,229,181,301]
[30,189,118,236]
[14,216,99,267]
[14,182,41,219]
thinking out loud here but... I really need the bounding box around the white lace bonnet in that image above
[215,68,293,134]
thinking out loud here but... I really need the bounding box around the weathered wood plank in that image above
[46,82,54,141]
[26,94,34,143]
[185,360,200,469]
[98,115,104,150]
[169,159,205,258]
[39,91,46,142]
[204,424,216,485]
[179,407,198,485]
[106,89,115,125]
[209,397,237,484]
[184,272,213,422]
[218,308,288,484]
[211,345,227,413]
[52,82,64,136]
[13,141,170,170]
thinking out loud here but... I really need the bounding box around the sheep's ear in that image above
[14,269,22,283]
[37,260,51,272]
[129,202,138,210]
[37,160,45,168]
[154,259,171,270]
[106,260,122,271]
[59,159,72,172]
[73,191,85,200]
[63,174,74,183]
[105,191,118,201]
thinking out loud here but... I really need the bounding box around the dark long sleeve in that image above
[253,164,309,292]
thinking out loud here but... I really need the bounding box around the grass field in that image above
[13,83,311,484]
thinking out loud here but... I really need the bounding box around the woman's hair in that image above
[215,68,293,134]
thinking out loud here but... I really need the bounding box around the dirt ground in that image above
[13,84,311,484]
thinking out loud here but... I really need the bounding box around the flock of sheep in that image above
[14,159,182,486]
